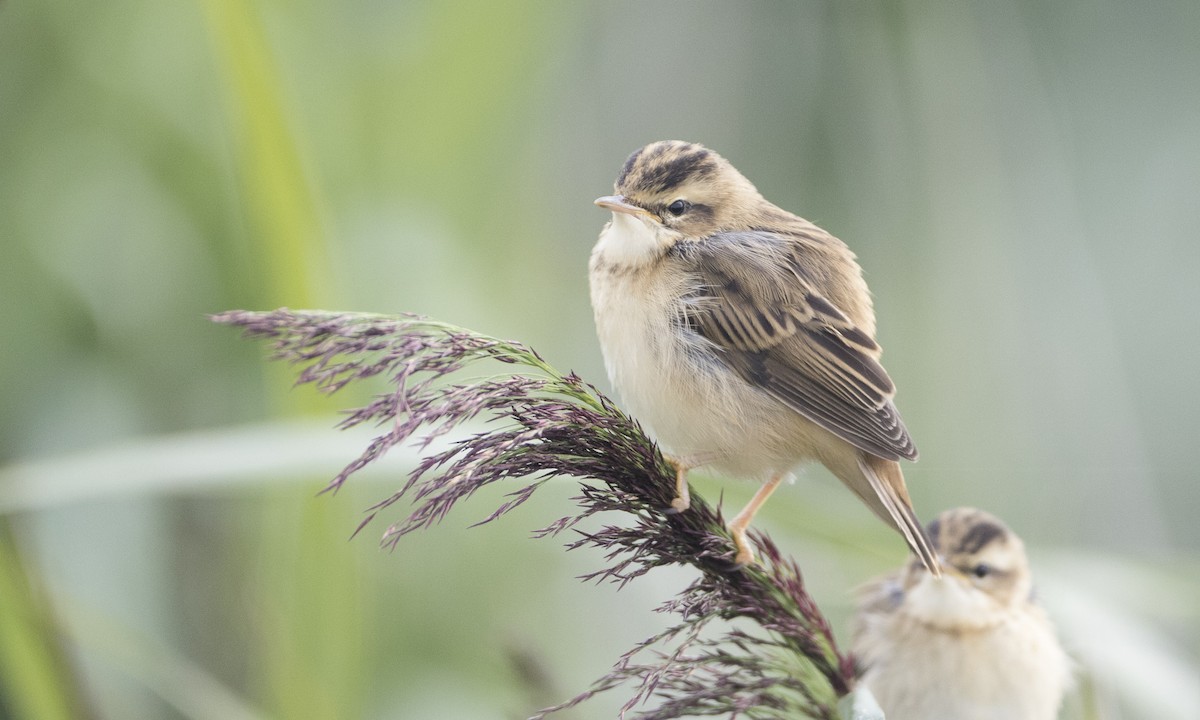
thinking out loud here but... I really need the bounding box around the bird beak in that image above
[594,195,656,221]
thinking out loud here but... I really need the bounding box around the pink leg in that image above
[727,474,784,565]
[668,457,692,512]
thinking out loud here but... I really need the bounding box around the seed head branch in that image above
[212,308,855,719]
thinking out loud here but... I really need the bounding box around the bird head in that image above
[899,507,1035,630]
[595,140,769,242]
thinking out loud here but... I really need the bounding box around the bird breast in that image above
[858,592,1071,720]
[589,225,825,479]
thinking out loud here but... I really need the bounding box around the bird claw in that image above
[732,539,756,568]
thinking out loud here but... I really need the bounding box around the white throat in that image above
[595,211,667,266]
[903,575,1008,631]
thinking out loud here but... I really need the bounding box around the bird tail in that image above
[855,454,941,576]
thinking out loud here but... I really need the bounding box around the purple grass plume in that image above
[212,309,856,719]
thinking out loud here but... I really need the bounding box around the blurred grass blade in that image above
[0,420,426,513]
[1039,554,1200,720]
[59,598,266,720]
[0,523,85,720]
[195,0,358,711]
[0,419,425,720]
[199,0,326,307]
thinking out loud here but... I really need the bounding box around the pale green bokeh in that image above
[1,1,1198,718]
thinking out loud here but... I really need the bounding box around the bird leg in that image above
[727,474,785,566]
[664,456,692,513]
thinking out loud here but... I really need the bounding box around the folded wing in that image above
[676,231,917,462]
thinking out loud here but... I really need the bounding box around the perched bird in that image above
[589,140,937,571]
[853,507,1071,720]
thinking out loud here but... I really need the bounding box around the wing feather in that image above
[675,231,917,461]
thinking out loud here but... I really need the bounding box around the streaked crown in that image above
[611,141,768,236]
[921,507,1033,607]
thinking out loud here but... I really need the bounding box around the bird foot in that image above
[662,455,692,515]
[731,532,756,567]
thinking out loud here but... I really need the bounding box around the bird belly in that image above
[590,259,825,480]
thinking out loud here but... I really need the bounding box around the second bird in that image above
[590,140,938,572]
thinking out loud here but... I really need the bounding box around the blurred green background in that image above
[2,1,1198,718]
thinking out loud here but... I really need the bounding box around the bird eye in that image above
[971,563,992,578]
[666,199,691,217]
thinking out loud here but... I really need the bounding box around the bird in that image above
[852,507,1071,720]
[589,139,938,571]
